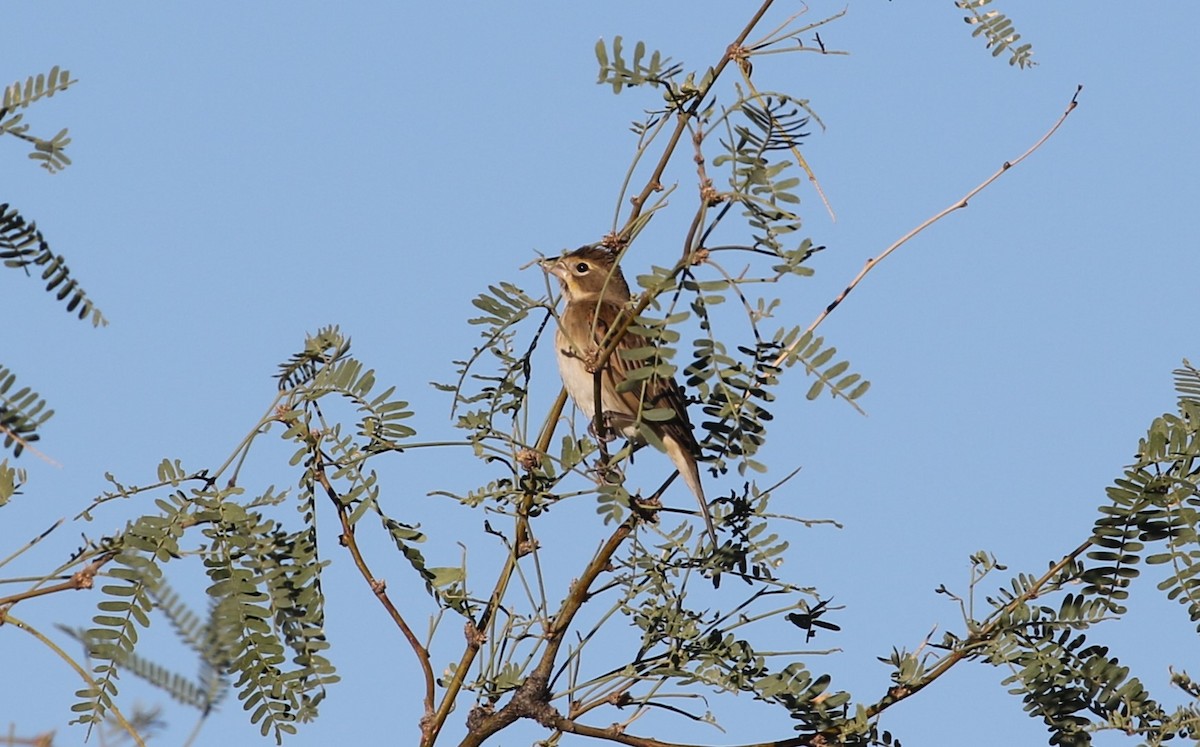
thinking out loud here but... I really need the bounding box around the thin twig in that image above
[0,551,115,609]
[862,536,1094,720]
[0,518,64,572]
[547,712,823,747]
[424,470,545,745]
[3,613,147,747]
[618,0,777,242]
[459,520,637,746]
[310,458,437,730]
[773,85,1083,369]
[0,421,61,467]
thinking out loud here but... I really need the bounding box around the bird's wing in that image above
[584,300,702,456]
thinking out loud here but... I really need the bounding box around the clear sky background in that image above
[5,2,1200,746]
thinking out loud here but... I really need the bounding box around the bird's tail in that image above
[664,436,717,544]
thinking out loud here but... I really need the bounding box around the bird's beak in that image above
[540,256,567,281]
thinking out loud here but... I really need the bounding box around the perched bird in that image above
[542,246,716,542]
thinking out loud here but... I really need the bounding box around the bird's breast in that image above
[556,336,598,419]
[555,328,640,441]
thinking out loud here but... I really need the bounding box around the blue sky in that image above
[5,2,1200,745]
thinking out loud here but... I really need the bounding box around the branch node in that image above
[511,675,559,728]
[466,702,494,732]
[465,620,487,649]
[515,448,541,472]
[516,537,539,558]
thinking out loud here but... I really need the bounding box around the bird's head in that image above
[541,247,631,304]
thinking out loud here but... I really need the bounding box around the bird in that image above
[542,246,717,543]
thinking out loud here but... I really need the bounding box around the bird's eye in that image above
[574,262,590,274]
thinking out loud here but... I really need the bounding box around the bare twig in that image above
[459,520,637,747]
[547,710,825,747]
[424,466,545,745]
[773,85,1083,369]
[0,518,64,572]
[4,613,147,747]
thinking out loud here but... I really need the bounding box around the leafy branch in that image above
[1,203,108,327]
[0,364,54,461]
[955,0,1036,69]
[2,66,78,173]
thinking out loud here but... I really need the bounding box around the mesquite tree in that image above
[3,4,1198,747]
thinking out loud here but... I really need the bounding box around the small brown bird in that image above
[542,246,716,542]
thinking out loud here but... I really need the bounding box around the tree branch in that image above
[0,550,115,610]
[425,462,548,745]
[861,536,1095,720]
[311,455,437,733]
[617,0,778,243]
[773,85,1083,368]
[459,519,636,746]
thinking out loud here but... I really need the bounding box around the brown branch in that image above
[773,84,1083,369]
[459,520,637,747]
[425,464,547,745]
[426,534,522,746]
[426,374,569,745]
[618,0,777,243]
[310,457,437,734]
[0,551,116,613]
[490,424,1092,747]
[862,536,1095,721]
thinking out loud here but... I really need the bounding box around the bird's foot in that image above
[629,493,662,525]
[586,411,627,444]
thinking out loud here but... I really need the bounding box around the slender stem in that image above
[3,613,146,747]
[0,551,115,609]
[611,113,675,232]
[773,85,1083,369]
[0,518,64,572]
[862,536,1095,720]
[311,458,437,732]
[547,712,822,747]
[550,584,1103,747]
[732,53,835,220]
[0,422,61,467]
[426,516,528,746]
[617,0,776,241]
[458,521,636,746]
[426,382,570,744]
